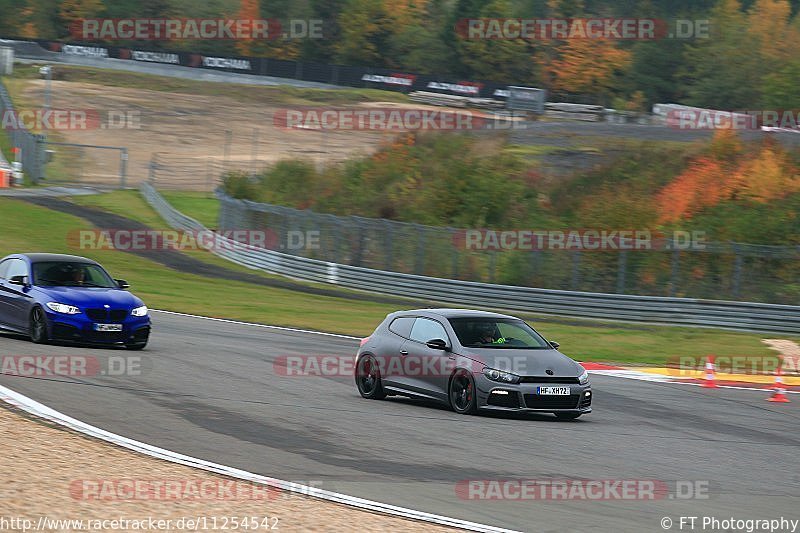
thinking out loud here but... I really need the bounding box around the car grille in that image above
[85,309,107,320]
[110,309,128,321]
[487,391,520,408]
[523,394,580,409]
[85,309,128,321]
[519,376,580,384]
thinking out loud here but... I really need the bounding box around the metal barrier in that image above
[213,189,800,305]
[141,182,800,334]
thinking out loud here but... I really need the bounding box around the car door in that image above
[0,258,32,331]
[401,317,453,401]
[378,316,416,390]
[0,258,12,328]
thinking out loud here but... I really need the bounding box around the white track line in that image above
[0,384,519,533]
[152,309,361,340]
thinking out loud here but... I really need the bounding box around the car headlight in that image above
[578,369,590,385]
[46,302,80,315]
[483,367,520,384]
[131,305,148,317]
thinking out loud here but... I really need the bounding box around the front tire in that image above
[356,354,386,399]
[29,307,49,344]
[449,369,478,415]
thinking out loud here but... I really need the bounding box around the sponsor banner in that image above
[188,54,254,72]
[425,80,483,96]
[119,49,181,64]
[361,73,417,87]
[44,39,507,100]
[59,43,110,57]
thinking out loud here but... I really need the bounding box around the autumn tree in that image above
[60,0,105,28]
[545,37,631,103]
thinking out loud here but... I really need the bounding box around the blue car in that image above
[0,253,150,349]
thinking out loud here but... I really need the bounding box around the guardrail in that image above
[141,183,800,334]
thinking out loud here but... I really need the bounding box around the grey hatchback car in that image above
[355,309,592,419]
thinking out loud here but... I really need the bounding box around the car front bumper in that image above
[46,310,151,345]
[475,374,592,413]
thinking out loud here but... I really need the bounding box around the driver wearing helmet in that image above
[476,323,497,344]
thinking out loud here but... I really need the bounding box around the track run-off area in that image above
[1,310,799,532]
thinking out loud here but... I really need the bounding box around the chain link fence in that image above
[215,190,800,305]
[0,78,45,182]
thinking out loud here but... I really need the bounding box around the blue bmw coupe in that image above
[0,253,150,349]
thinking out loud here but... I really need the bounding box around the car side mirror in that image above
[426,338,450,351]
[8,275,29,286]
[549,341,560,349]
[115,279,130,289]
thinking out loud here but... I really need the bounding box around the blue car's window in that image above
[449,318,550,349]
[32,262,117,288]
[5,259,28,280]
[0,259,12,279]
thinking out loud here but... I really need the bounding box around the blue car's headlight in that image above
[483,367,520,384]
[46,302,81,315]
[131,305,148,317]
[578,369,590,385]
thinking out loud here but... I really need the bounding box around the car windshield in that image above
[448,318,551,349]
[32,261,117,288]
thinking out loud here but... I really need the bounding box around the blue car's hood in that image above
[33,286,144,309]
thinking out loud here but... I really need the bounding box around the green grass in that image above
[8,64,410,107]
[3,193,793,365]
[160,191,220,228]
[0,197,398,335]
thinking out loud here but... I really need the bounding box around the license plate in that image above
[94,323,123,332]
[537,386,570,395]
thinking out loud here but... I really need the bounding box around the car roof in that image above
[391,308,520,320]
[14,253,100,264]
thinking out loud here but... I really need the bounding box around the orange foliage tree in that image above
[657,132,800,223]
[545,37,631,100]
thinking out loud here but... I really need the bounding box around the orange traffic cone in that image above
[767,361,791,403]
[702,355,717,388]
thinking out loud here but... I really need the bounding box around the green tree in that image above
[762,56,800,109]
[455,0,538,83]
[682,0,761,109]
[334,0,393,66]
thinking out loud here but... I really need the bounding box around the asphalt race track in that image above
[1,311,798,532]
